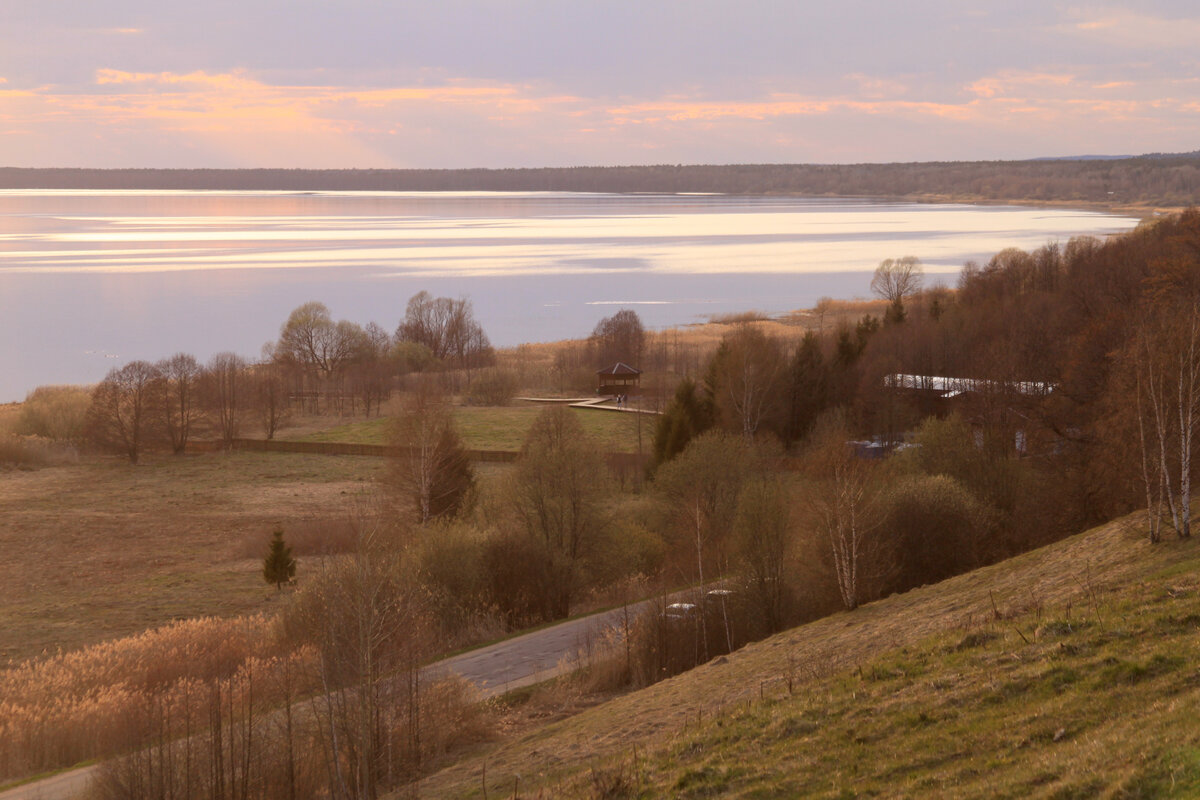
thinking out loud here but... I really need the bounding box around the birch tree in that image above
[1129,299,1200,541]
[292,516,429,799]
[804,411,887,610]
[707,326,787,442]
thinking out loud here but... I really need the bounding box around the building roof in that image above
[597,362,642,376]
[885,373,1055,397]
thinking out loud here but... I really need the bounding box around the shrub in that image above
[879,473,995,592]
[414,521,506,645]
[15,385,91,441]
[466,367,519,406]
[0,434,78,468]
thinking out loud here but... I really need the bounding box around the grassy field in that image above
[294,403,650,454]
[0,451,384,663]
[414,513,1200,798]
[0,399,643,663]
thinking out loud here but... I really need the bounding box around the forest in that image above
[2,209,1199,799]
[2,152,1200,207]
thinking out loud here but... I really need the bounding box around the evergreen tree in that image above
[262,527,296,590]
[386,391,475,524]
[650,377,714,472]
[883,297,907,325]
[787,331,829,444]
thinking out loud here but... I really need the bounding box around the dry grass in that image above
[0,451,383,663]
[0,435,79,469]
[0,614,308,782]
[412,512,1197,798]
[495,298,885,385]
[0,403,21,434]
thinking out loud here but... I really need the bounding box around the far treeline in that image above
[3,152,1200,206]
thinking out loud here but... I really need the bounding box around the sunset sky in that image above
[2,1,1198,168]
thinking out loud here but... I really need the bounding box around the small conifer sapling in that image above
[262,527,296,590]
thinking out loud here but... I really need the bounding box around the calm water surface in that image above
[0,191,1139,402]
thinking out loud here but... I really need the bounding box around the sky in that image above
[1,1,1198,169]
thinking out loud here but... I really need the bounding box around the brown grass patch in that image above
[0,402,22,434]
[235,515,361,559]
[0,435,79,469]
[0,451,383,663]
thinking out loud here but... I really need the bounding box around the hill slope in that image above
[414,512,1200,798]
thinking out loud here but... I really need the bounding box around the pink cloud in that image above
[967,71,1076,99]
[2,62,1198,168]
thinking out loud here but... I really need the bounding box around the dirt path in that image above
[517,396,660,414]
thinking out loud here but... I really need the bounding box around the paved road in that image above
[0,770,94,800]
[0,601,650,800]
[429,601,647,696]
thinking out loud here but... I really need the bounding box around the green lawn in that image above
[293,404,650,454]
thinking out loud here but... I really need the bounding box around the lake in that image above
[0,190,1139,402]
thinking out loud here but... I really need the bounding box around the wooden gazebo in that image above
[597,362,642,396]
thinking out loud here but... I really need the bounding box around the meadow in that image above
[0,450,383,663]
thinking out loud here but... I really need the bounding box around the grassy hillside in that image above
[414,513,1200,798]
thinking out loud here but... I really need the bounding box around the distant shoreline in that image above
[0,157,1197,211]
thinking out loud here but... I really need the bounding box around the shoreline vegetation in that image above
[2,153,1199,212]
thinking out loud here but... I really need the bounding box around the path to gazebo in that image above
[515,396,661,414]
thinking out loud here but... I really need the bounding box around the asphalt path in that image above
[428,600,649,696]
[0,600,654,800]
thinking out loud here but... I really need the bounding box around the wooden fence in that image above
[186,437,648,471]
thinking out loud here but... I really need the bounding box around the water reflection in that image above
[0,191,1138,401]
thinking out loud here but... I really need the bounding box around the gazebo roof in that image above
[596,362,642,376]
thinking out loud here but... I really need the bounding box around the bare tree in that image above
[291,513,430,799]
[733,476,792,634]
[277,302,362,378]
[654,430,755,659]
[385,389,474,525]
[203,352,248,448]
[508,406,611,620]
[348,322,394,416]
[870,256,924,313]
[707,325,787,442]
[156,352,201,454]
[87,360,161,464]
[395,292,493,372]
[590,308,645,367]
[275,302,367,412]
[252,349,292,440]
[654,431,753,594]
[803,411,888,610]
